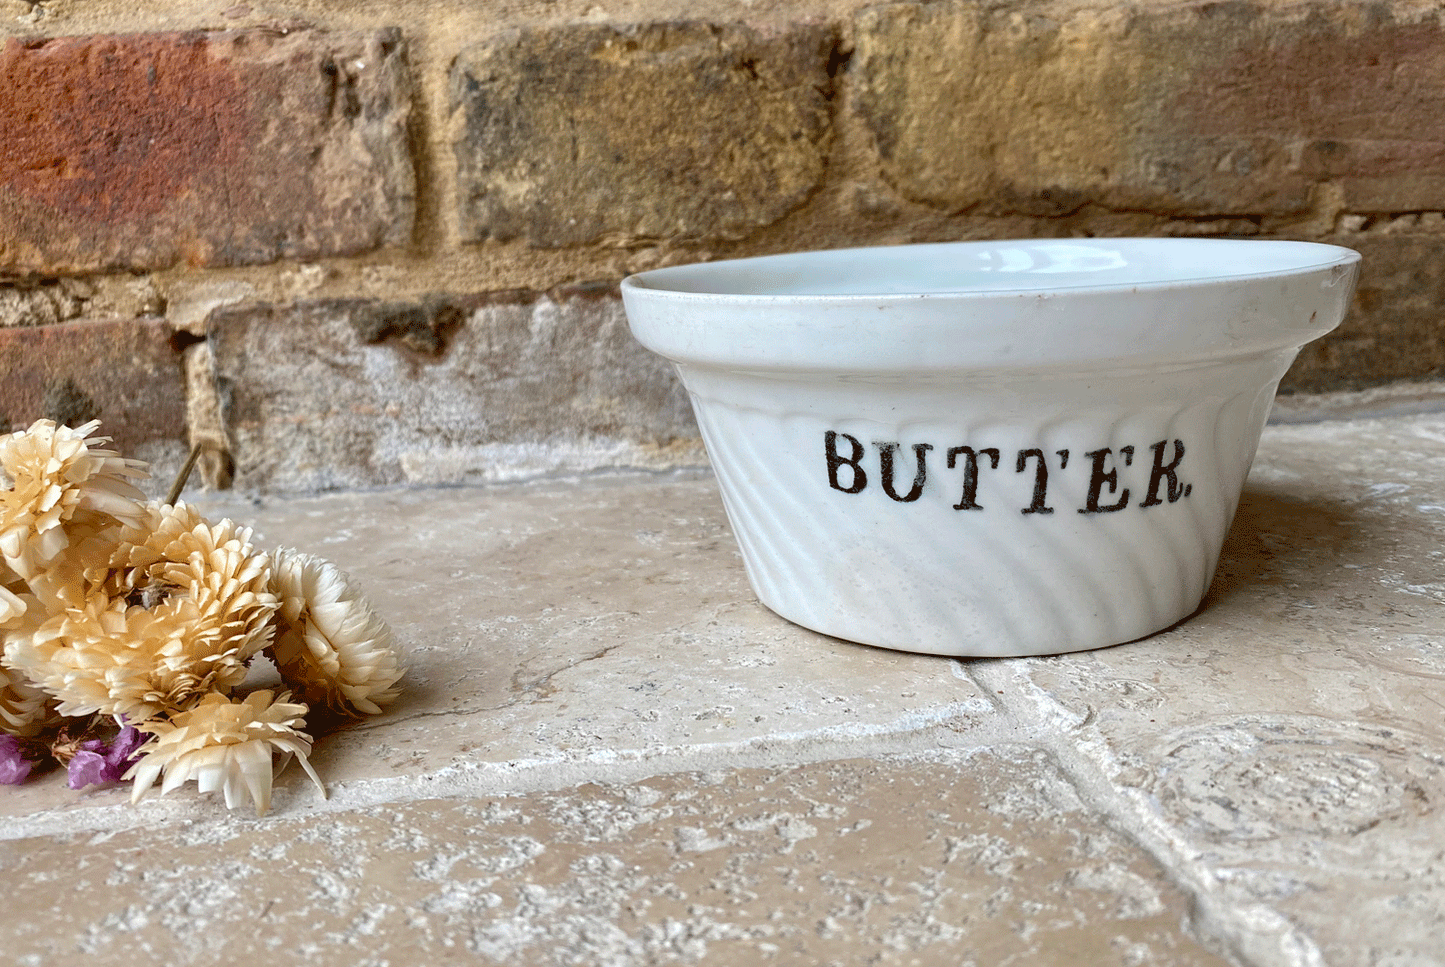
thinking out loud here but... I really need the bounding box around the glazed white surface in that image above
[626,238,1352,296]
[624,239,1359,373]
[623,239,1361,657]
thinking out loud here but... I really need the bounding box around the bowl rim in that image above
[622,237,1361,303]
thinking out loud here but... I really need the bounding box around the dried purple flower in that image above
[66,724,146,790]
[0,733,36,785]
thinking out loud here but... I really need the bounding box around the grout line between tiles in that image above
[0,698,1039,843]
[962,657,1323,967]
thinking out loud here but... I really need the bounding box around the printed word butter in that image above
[824,431,1193,515]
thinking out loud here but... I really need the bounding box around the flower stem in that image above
[167,444,204,506]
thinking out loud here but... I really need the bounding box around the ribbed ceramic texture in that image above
[681,363,1284,657]
[623,240,1361,655]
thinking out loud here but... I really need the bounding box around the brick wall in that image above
[1,0,1442,493]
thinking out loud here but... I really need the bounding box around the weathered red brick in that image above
[0,317,188,456]
[0,28,414,275]
[853,1,1445,217]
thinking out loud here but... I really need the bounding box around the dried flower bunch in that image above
[0,420,403,815]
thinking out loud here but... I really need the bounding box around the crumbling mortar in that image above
[184,342,236,491]
[1334,211,1445,236]
[0,277,93,327]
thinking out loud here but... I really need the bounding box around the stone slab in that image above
[968,412,1445,965]
[207,289,702,493]
[1,410,1443,964]
[1272,379,1445,424]
[0,471,994,829]
[0,750,1228,967]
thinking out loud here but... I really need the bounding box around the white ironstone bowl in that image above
[622,239,1361,657]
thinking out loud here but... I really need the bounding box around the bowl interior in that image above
[627,238,1357,298]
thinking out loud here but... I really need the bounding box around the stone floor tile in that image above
[968,413,1445,966]
[0,472,995,828]
[6,410,1445,965]
[1,749,1228,967]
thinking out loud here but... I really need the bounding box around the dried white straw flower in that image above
[0,581,27,629]
[0,420,146,582]
[128,689,325,816]
[269,548,402,717]
[0,664,57,738]
[6,502,278,719]
[0,586,59,737]
[0,420,404,803]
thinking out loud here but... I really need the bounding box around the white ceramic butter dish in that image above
[622,239,1361,657]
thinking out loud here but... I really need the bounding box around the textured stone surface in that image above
[1,400,1444,961]
[1272,378,1445,424]
[177,473,989,798]
[970,414,1445,965]
[0,751,1226,967]
[207,287,700,493]
[852,0,1445,217]
[0,279,92,328]
[451,21,834,246]
[0,468,998,822]
[0,28,414,275]
[1285,233,1445,392]
[0,316,186,458]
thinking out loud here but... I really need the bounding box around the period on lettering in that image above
[823,430,1193,515]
